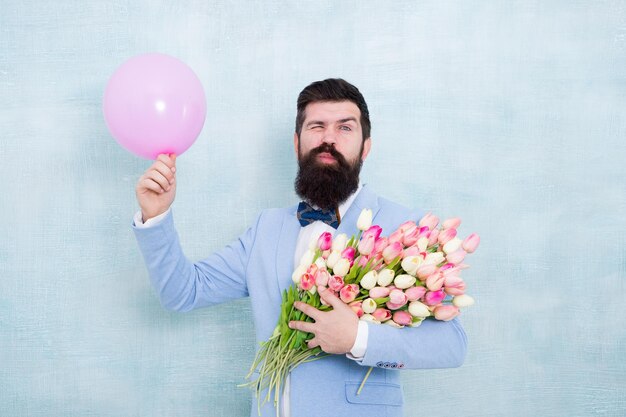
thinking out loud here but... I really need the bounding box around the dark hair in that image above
[295,78,371,141]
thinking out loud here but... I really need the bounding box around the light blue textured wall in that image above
[1,1,625,416]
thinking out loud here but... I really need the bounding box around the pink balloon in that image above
[103,53,207,159]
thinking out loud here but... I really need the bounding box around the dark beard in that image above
[294,143,362,210]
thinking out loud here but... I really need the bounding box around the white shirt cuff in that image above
[346,320,368,361]
[133,208,170,228]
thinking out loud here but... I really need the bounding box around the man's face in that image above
[293,100,372,209]
[294,101,371,166]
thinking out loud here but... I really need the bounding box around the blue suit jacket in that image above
[133,185,467,417]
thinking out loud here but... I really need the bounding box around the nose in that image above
[321,127,337,145]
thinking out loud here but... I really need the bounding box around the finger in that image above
[156,154,175,170]
[152,160,175,183]
[318,286,345,309]
[140,178,166,194]
[289,320,315,334]
[145,170,171,192]
[170,153,177,170]
[307,337,320,349]
[293,301,322,320]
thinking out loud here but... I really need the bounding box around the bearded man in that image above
[133,78,467,417]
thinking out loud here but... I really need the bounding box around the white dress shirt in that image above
[134,186,368,416]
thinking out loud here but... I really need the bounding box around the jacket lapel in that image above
[275,204,301,295]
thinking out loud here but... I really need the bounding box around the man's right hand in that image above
[135,153,177,222]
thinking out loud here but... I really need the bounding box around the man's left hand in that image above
[288,287,359,354]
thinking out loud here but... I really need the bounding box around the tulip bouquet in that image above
[243,209,480,415]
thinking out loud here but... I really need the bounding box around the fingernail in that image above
[288,321,294,328]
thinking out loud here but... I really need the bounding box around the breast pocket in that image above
[345,381,404,406]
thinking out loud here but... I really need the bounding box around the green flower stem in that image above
[356,367,374,395]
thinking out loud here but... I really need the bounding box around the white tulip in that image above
[333,258,351,277]
[314,257,327,270]
[362,298,378,314]
[357,208,373,231]
[452,294,475,308]
[360,313,380,324]
[326,250,341,269]
[416,236,429,252]
[291,265,306,284]
[408,301,431,318]
[377,269,395,286]
[424,252,445,265]
[443,237,462,254]
[408,318,424,327]
[360,270,378,290]
[394,274,416,289]
[401,256,422,276]
[299,249,315,267]
[332,233,348,251]
[385,320,404,329]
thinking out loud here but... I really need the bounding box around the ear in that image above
[293,132,299,158]
[361,137,372,161]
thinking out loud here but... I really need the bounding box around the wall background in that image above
[1,1,625,416]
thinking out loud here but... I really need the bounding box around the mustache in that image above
[308,144,347,164]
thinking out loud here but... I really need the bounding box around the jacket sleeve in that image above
[357,317,467,369]
[132,209,261,312]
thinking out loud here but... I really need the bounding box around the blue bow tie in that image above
[296,201,340,229]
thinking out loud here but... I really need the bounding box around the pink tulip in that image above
[442,217,461,230]
[349,301,364,318]
[357,254,370,268]
[462,233,480,253]
[340,284,360,303]
[398,220,417,233]
[341,247,356,261]
[317,232,332,251]
[423,289,446,306]
[428,228,439,246]
[357,234,375,256]
[438,228,457,245]
[433,305,460,321]
[314,269,330,287]
[328,275,344,292]
[416,264,437,280]
[388,229,404,245]
[389,289,408,307]
[416,226,430,239]
[363,225,383,241]
[426,273,445,291]
[403,246,420,258]
[386,301,406,310]
[418,212,439,230]
[299,273,315,291]
[444,275,466,296]
[382,242,403,264]
[372,308,392,322]
[392,310,413,326]
[405,286,427,301]
[369,286,391,298]
[446,249,467,265]
[372,237,389,254]
[402,226,420,247]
